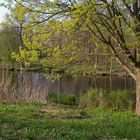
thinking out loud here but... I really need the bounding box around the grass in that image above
[0,102,140,140]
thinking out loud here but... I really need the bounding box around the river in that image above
[0,71,135,103]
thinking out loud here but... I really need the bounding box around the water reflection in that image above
[0,71,135,103]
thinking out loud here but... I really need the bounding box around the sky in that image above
[0,7,8,23]
[0,0,9,23]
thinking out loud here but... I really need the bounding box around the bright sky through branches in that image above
[0,0,8,23]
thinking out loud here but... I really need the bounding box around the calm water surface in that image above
[0,71,135,103]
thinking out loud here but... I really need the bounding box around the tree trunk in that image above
[135,68,140,116]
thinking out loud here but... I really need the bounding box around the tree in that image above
[2,0,140,115]
[0,25,20,67]
[1,1,30,68]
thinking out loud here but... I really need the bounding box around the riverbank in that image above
[0,65,130,77]
[0,102,140,140]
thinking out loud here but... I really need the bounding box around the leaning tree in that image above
[2,0,140,115]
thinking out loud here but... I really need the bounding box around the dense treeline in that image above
[0,26,20,66]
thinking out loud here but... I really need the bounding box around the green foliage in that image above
[79,89,135,110]
[2,0,140,78]
[48,93,77,105]
[1,102,140,139]
[12,48,39,66]
[3,0,103,75]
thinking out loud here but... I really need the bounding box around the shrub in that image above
[79,89,135,110]
[107,90,135,110]
[79,89,108,108]
[48,93,77,105]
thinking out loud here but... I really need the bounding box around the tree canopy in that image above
[2,0,139,78]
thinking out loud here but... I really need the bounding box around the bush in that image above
[79,89,135,110]
[79,89,108,108]
[107,90,135,110]
[48,93,77,105]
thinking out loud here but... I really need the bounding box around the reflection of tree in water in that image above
[16,72,49,103]
[0,71,136,103]
[0,71,49,103]
[0,71,17,103]
[87,76,135,92]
